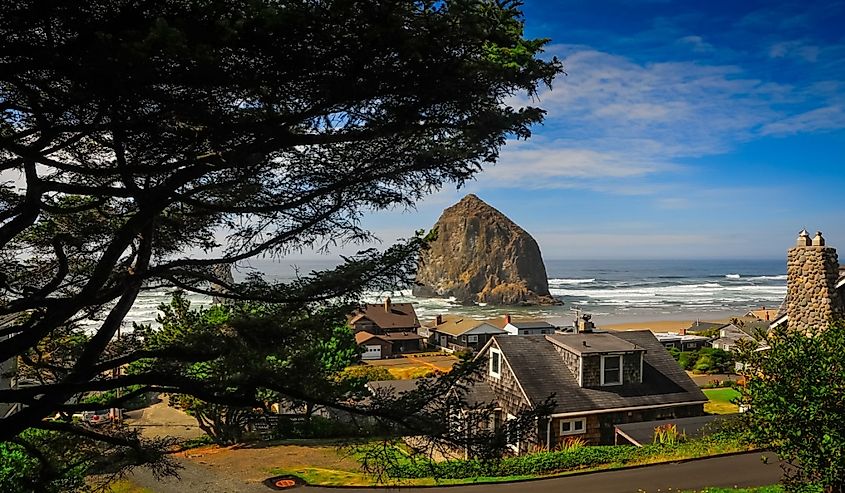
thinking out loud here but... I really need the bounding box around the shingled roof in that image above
[490,330,707,415]
[424,314,506,337]
[349,300,420,330]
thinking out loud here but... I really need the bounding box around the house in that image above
[653,332,711,351]
[356,331,424,360]
[710,324,755,352]
[492,314,558,336]
[683,320,724,335]
[349,298,424,359]
[466,330,707,450]
[348,298,420,334]
[420,314,507,352]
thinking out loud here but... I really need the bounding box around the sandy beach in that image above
[601,317,735,333]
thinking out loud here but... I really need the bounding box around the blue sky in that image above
[318,0,845,260]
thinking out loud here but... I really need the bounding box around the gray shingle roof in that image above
[546,333,645,355]
[493,331,707,415]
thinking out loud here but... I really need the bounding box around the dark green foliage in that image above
[135,292,363,445]
[0,0,562,486]
[1,0,560,439]
[737,322,845,492]
[273,415,385,440]
[672,348,734,374]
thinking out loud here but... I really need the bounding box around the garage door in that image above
[362,345,382,360]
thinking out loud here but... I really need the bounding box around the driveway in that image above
[303,452,782,493]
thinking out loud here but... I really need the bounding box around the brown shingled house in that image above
[349,298,423,359]
[464,330,707,451]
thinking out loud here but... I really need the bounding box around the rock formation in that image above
[414,194,557,305]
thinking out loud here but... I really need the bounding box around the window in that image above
[467,335,478,343]
[489,348,502,378]
[601,355,622,386]
[560,418,586,436]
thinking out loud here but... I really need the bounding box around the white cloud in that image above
[769,41,821,62]
[495,44,844,192]
[678,35,714,53]
[760,105,845,136]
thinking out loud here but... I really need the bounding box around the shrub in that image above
[678,351,698,370]
[342,365,394,381]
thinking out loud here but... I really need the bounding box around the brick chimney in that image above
[503,314,511,325]
[384,297,392,313]
[786,230,844,333]
[435,314,443,325]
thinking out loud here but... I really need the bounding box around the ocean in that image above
[107,258,787,331]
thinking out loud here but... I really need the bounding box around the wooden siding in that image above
[549,343,580,380]
[581,352,642,387]
[483,342,529,416]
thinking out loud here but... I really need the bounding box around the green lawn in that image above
[271,437,753,487]
[704,388,741,414]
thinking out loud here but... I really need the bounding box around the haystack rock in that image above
[414,194,558,306]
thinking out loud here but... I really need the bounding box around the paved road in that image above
[131,451,781,492]
[303,452,782,493]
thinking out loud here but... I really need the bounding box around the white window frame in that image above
[600,354,623,386]
[559,417,586,436]
[467,334,479,343]
[489,348,502,379]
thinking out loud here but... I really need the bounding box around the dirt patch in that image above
[182,443,361,482]
[366,354,458,372]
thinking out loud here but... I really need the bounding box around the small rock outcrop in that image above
[414,194,557,305]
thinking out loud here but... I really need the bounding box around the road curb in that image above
[283,449,769,489]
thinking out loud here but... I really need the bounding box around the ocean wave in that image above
[548,278,596,285]
[747,275,787,281]
[725,274,741,279]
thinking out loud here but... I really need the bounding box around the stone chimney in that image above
[384,297,392,313]
[786,230,844,333]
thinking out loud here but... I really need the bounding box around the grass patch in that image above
[704,388,741,414]
[107,479,154,493]
[272,434,754,486]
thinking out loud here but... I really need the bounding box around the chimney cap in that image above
[797,229,811,246]
[812,231,825,246]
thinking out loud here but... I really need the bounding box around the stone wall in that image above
[786,231,844,333]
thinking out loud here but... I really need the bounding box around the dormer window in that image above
[601,355,622,386]
[489,348,502,379]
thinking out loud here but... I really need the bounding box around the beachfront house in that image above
[348,298,424,359]
[493,314,559,335]
[683,320,724,335]
[463,329,707,451]
[654,332,711,351]
[420,315,507,353]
